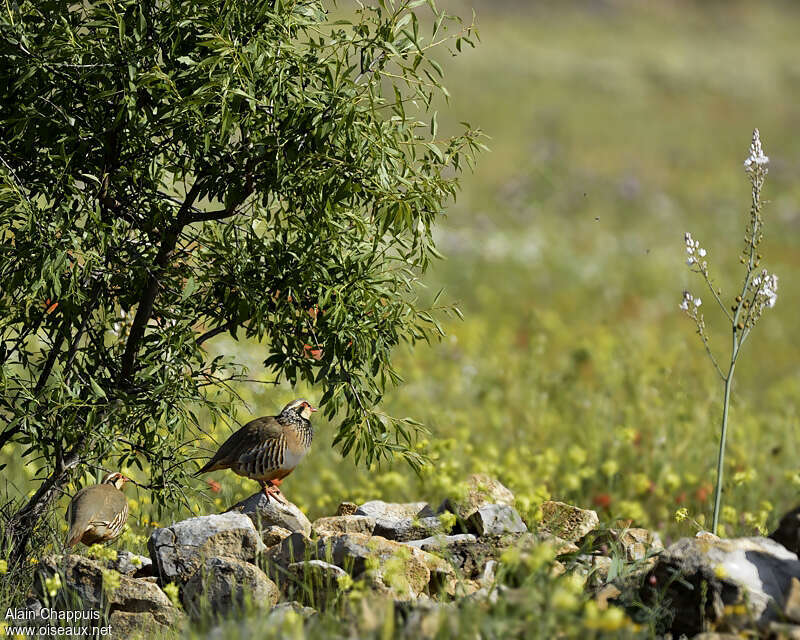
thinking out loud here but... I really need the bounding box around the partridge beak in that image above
[310,405,318,412]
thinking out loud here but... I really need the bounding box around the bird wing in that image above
[197,416,284,473]
[65,484,127,546]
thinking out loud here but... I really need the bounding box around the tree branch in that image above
[118,180,204,382]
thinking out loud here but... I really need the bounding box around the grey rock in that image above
[148,512,264,583]
[404,534,478,552]
[261,525,293,547]
[316,533,452,598]
[643,536,800,635]
[589,527,663,561]
[439,474,515,521]
[404,533,504,581]
[538,501,599,542]
[228,491,312,537]
[375,516,444,542]
[467,504,527,536]
[355,501,435,534]
[267,601,318,626]
[107,550,152,577]
[286,560,348,607]
[182,556,278,620]
[312,515,376,538]
[35,555,182,635]
[266,532,314,570]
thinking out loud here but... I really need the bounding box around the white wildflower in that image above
[744,128,769,171]
[694,297,702,307]
[680,291,693,311]
[698,248,706,257]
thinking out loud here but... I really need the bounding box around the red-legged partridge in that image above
[65,472,130,548]
[197,399,317,503]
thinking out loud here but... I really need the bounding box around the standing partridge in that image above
[65,472,130,548]
[196,399,317,503]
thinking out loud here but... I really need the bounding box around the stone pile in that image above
[27,471,800,639]
[26,474,542,638]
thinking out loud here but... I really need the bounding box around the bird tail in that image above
[194,460,217,476]
[65,526,84,549]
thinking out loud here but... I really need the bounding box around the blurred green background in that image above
[7,0,800,545]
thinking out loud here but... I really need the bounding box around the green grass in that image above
[4,0,800,635]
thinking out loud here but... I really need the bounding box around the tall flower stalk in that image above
[681,129,777,536]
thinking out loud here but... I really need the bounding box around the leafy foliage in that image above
[0,0,480,556]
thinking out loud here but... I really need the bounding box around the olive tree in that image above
[0,0,480,565]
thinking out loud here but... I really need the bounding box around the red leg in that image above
[262,479,287,504]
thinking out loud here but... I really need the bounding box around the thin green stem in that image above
[712,332,740,535]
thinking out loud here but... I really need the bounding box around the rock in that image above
[266,601,317,626]
[772,506,800,555]
[589,528,663,561]
[786,577,800,623]
[404,534,478,552]
[286,560,348,607]
[375,516,445,542]
[107,550,153,577]
[317,533,451,598]
[261,526,293,547]
[108,610,180,639]
[148,512,263,583]
[643,536,800,635]
[467,504,527,537]
[35,555,182,636]
[312,515,376,538]
[356,500,434,521]
[538,501,599,542]
[182,556,278,620]
[439,474,515,521]
[404,534,503,581]
[535,531,580,555]
[337,502,359,516]
[266,532,314,570]
[595,584,621,610]
[228,491,312,537]
[768,622,800,639]
[402,601,453,639]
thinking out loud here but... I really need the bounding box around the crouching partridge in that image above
[65,472,130,548]
[196,399,317,503]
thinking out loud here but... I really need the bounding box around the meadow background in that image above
[4,0,800,551]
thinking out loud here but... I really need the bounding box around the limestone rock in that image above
[356,500,433,523]
[439,474,515,521]
[228,491,312,537]
[538,501,599,542]
[286,560,348,607]
[312,515,376,538]
[182,556,278,620]
[261,526,293,548]
[642,536,800,635]
[786,577,800,624]
[336,502,359,516]
[35,555,182,636]
[317,533,451,598]
[467,504,527,537]
[374,516,444,542]
[148,512,263,583]
[266,532,314,570]
[589,527,663,561]
[107,550,153,577]
[404,534,478,552]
